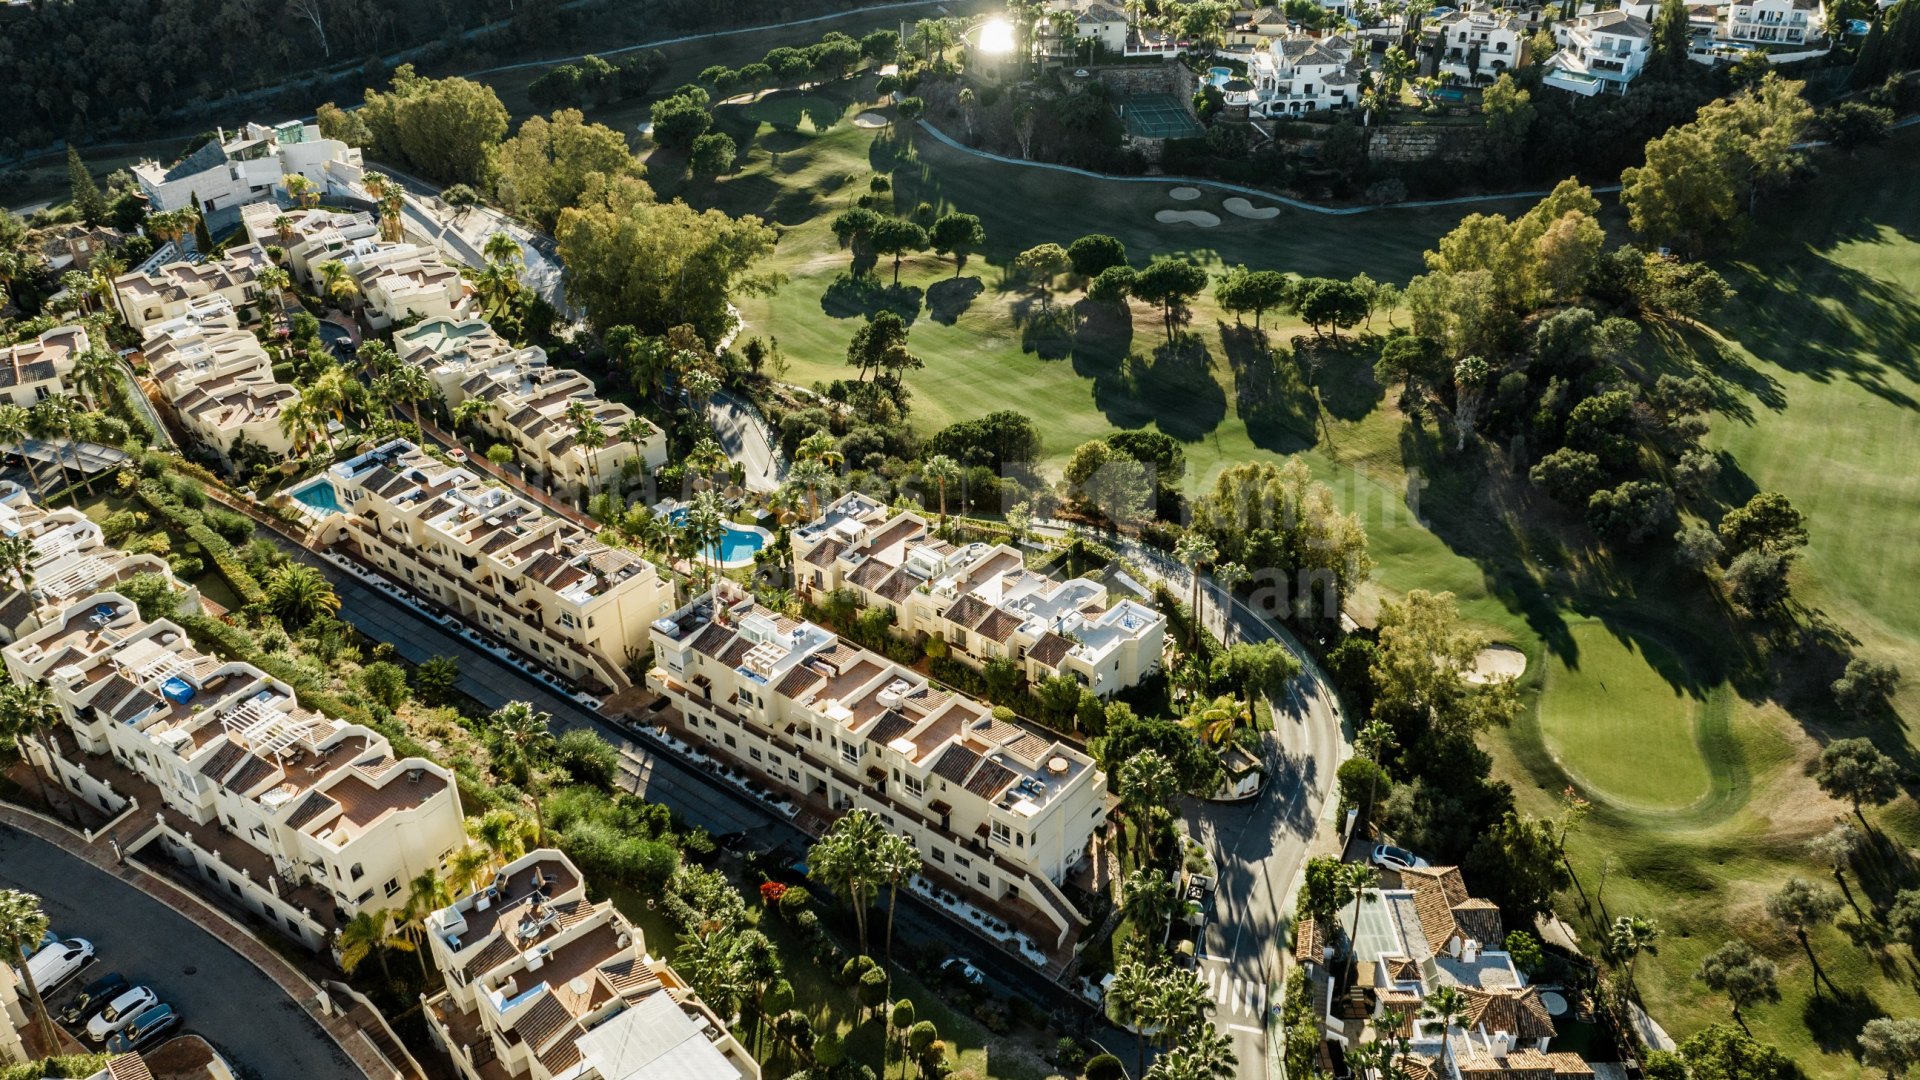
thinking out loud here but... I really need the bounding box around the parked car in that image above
[1371,844,1430,872]
[940,957,984,986]
[86,986,158,1042]
[58,972,129,1026]
[19,938,93,994]
[106,1004,178,1054]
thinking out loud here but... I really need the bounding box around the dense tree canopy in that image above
[352,65,510,186]
[491,110,641,231]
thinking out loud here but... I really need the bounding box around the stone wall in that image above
[1095,61,1197,101]
[1365,123,1488,164]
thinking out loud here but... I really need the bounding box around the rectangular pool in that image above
[287,477,342,516]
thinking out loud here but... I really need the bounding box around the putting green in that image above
[1537,621,1714,812]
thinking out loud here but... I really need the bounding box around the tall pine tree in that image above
[67,146,106,225]
[190,192,213,254]
[1653,0,1692,74]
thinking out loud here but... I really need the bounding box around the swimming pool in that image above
[1206,66,1234,88]
[287,477,342,516]
[665,507,772,568]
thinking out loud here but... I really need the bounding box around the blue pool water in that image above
[288,477,342,515]
[1207,66,1233,87]
[666,507,768,565]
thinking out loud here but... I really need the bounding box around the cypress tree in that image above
[190,192,214,254]
[1653,0,1692,74]
[67,146,106,225]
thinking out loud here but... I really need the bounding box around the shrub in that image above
[1086,1054,1126,1080]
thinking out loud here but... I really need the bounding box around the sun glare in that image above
[979,18,1016,55]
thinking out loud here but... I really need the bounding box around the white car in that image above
[941,957,984,986]
[86,986,158,1043]
[19,937,93,994]
[1371,844,1431,872]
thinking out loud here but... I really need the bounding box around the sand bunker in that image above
[1223,197,1280,220]
[1155,209,1221,227]
[1169,186,1203,201]
[1465,644,1528,684]
[852,112,890,128]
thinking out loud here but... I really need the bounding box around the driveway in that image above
[0,824,356,1080]
[706,389,784,493]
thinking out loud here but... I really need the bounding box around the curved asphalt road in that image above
[0,824,355,1080]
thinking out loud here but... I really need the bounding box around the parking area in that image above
[1,823,355,1078]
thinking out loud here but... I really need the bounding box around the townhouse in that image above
[1295,865,1595,1080]
[1543,9,1654,94]
[648,581,1106,959]
[1247,32,1364,116]
[309,439,674,692]
[239,201,381,284]
[33,222,123,273]
[792,493,1164,697]
[0,486,188,644]
[423,850,759,1080]
[113,244,272,336]
[332,236,468,330]
[142,300,297,464]
[1726,0,1823,43]
[394,318,667,499]
[0,323,86,407]
[132,121,364,228]
[3,593,465,952]
[1425,6,1532,84]
[1226,6,1293,45]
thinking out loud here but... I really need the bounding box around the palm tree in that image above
[467,808,536,873]
[789,458,832,522]
[283,173,318,209]
[1104,957,1158,1079]
[402,869,453,976]
[26,397,74,489]
[0,404,40,500]
[336,907,396,979]
[448,844,492,896]
[1115,750,1178,865]
[277,395,327,456]
[451,396,492,436]
[1121,868,1178,942]
[807,808,887,955]
[575,415,608,499]
[617,416,654,454]
[467,260,523,319]
[676,929,757,1023]
[264,563,341,627]
[317,260,359,307]
[66,348,119,413]
[686,436,730,492]
[1147,969,1213,1049]
[306,365,361,428]
[957,87,978,140]
[485,701,556,788]
[684,491,729,583]
[1609,914,1660,995]
[484,232,523,267]
[1421,985,1470,1070]
[0,683,61,826]
[875,830,922,978]
[0,889,59,1052]
[273,213,298,248]
[1185,695,1249,748]
[1340,862,1379,987]
[797,429,842,473]
[921,454,961,523]
[378,363,434,424]
[1174,532,1217,650]
[0,534,35,595]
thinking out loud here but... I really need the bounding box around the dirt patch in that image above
[1465,643,1527,684]
[852,111,890,128]
[1223,197,1280,220]
[1155,208,1220,227]
[1169,186,1203,200]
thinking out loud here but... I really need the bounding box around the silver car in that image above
[86,986,158,1043]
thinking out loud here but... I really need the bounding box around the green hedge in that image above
[134,478,266,605]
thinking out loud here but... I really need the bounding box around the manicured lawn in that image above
[1535,620,1715,813]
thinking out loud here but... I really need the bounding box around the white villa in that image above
[1245,31,1364,115]
[0,324,86,408]
[141,298,299,464]
[112,244,272,336]
[132,121,363,229]
[1725,0,1824,42]
[1544,10,1654,94]
[1035,0,1131,56]
[1425,7,1533,84]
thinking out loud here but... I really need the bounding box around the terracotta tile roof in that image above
[866,710,915,746]
[1402,865,1473,957]
[877,568,920,603]
[849,558,894,591]
[1464,986,1556,1042]
[1548,1052,1594,1078]
[690,624,734,658]
[286,791,337,829]
[1504,1049,1559,1079]
[197,738,246,779]
[463,933,518,978]
[720,637,755,667]
[1293,913,1326,964]
[804,539,846,568]
[931,743,979,784]
[551,898,595,932]
[776,665,824,699]
[1005,732,1054,763]
[224,753,278,794]
[964,756,1017,799]
[942,594,992,629]
[513,991,574,1051]
[1027,632,1073,668]
[537,1032,585,1075]
[1452,897,1504,948]
[599,955,663,995]
[976,607,1023,643]
[103,1056,153,1080]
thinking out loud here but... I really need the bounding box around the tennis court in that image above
[1119,92,1204,139]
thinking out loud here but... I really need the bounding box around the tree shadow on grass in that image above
[926,276,984,325]
[1302,335,1387,422]
[1719,250,1920,412]
[1019,305,1075,358]
[1133,334,1227,443]
[1217,323,1313,455]
[1070,298,1133,374]
[1802,984,1886,1055]
[820,273,922,322]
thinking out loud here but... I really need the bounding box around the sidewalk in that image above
[0,799,398,1080]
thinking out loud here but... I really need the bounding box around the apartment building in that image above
[1544,9,1654,94]
[1425,6,1532,84]
[0,486,188,644]
[113,244,272,336]
[239,201,381,284]
[132,121,364,228]
[3,593,465,952]
[1295,865,1593,1080]
[423,850,759,1080]
[792,493,1164,697]
[0,324,87,407]
[648,582,1105,957]
[395,318,667,499]
[142,301,297,464]
[1727,0,1823,42]
[334,237,467,330]
[313,440,673,692]
[1247,32,1364,116]
[0,956,25,1065]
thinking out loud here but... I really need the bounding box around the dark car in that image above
[106,1004,177,1054]
[58,972,129,1026]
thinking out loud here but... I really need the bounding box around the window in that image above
[788,768,800,782]
[932,849,946,863]
[749,748,762,762]
[384,878,401,897]
[976,872,990,888]
[955,855,971,869]
[723,734,737,748]
[903,775,925,798]
[841,744,861,767]
[992,822,1011,845]
[350,863,365,882]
